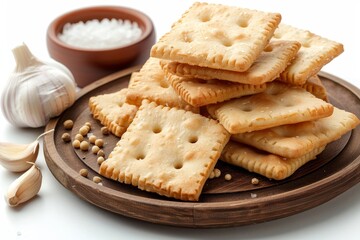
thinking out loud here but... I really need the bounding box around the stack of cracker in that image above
[89,2,359,201]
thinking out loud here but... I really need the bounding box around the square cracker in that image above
[301,75,328,102]
[274,24,344,85]
[160,40,301,85]
[164,69,267,107]
[231,107,360,158]
[88,89,138,137]
[221,141,325,180]
[126,58,198,113]
[151,2,281,72]
[99,100,230,201]
[207,82,334,133]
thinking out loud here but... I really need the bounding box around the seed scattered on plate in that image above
[79,168,88,177]
[61,132,71,142]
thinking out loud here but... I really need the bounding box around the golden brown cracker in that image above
[274,24,344,85]
[88,89,138,137]
[99,100,230,201]
[231,107,360,158]
[126,58,198,113]
[161,40,300,85]
[164,70,267,107]
[221,141,325,180]
[151,2,281,72]
[207,82,334,133]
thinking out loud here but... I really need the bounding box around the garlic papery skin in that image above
[5,163,42,207]
[0,129,54,172]
[0,43,77,128]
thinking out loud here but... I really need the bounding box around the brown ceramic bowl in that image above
[47,6,156,87]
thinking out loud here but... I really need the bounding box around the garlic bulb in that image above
[1,43,77,128]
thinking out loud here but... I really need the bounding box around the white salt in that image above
[58,18,142,49]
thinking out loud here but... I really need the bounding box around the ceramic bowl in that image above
[46,6,156,87]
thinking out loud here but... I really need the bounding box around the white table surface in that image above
[1,0,359,239]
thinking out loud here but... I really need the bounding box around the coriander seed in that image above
[92,145,100,154]
[251,178,259,185]
[72,139,81,148]
[63,119,74,130]
[101,126,109,135]
[85,122,91,129]
[97,156,105,165]
[61,132,71,142]
[97,149,105,157]
[93,176,102,184]
[74,133,84,142]
[79,126,89,136]
[214,168,221,178]
[224,174,232,181]
[89,135,97,144]
[95,139,104,148]
[80,141,89,151]
[79,168,88,177]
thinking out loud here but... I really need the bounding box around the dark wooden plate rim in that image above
[43,68,360,228]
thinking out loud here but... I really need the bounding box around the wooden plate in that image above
[43,67,360,228]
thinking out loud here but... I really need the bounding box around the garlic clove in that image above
[0,140,39,172]
[5,163,42,207]
[0,129,54,172]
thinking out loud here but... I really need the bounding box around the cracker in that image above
[160,40,301,85]
[126,58,198,113]
[274,24,344,85]
[88,89,138,137]
[232,107,360,158]
[301,75,328,101]
[151,2,281,72]
[99,100,230,201]
[207,82,334,133]
[221,141,326,180]
[164,69,267,107]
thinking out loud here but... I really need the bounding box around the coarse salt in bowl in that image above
[58,18,143,50]
[46,6,156,87]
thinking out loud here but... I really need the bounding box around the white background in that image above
[1,0,360,239]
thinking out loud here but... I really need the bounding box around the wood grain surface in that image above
[43,68,360,228]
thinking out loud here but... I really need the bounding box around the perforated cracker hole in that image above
[174,161,183,170]
[136,153,145,160]
[237,18,249,28]
[221,39,233,47]
[241,106,253,112]
[181,31,193,43]
[152,125,162,134]
[188,135,198,144]
[199,12,211,22]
